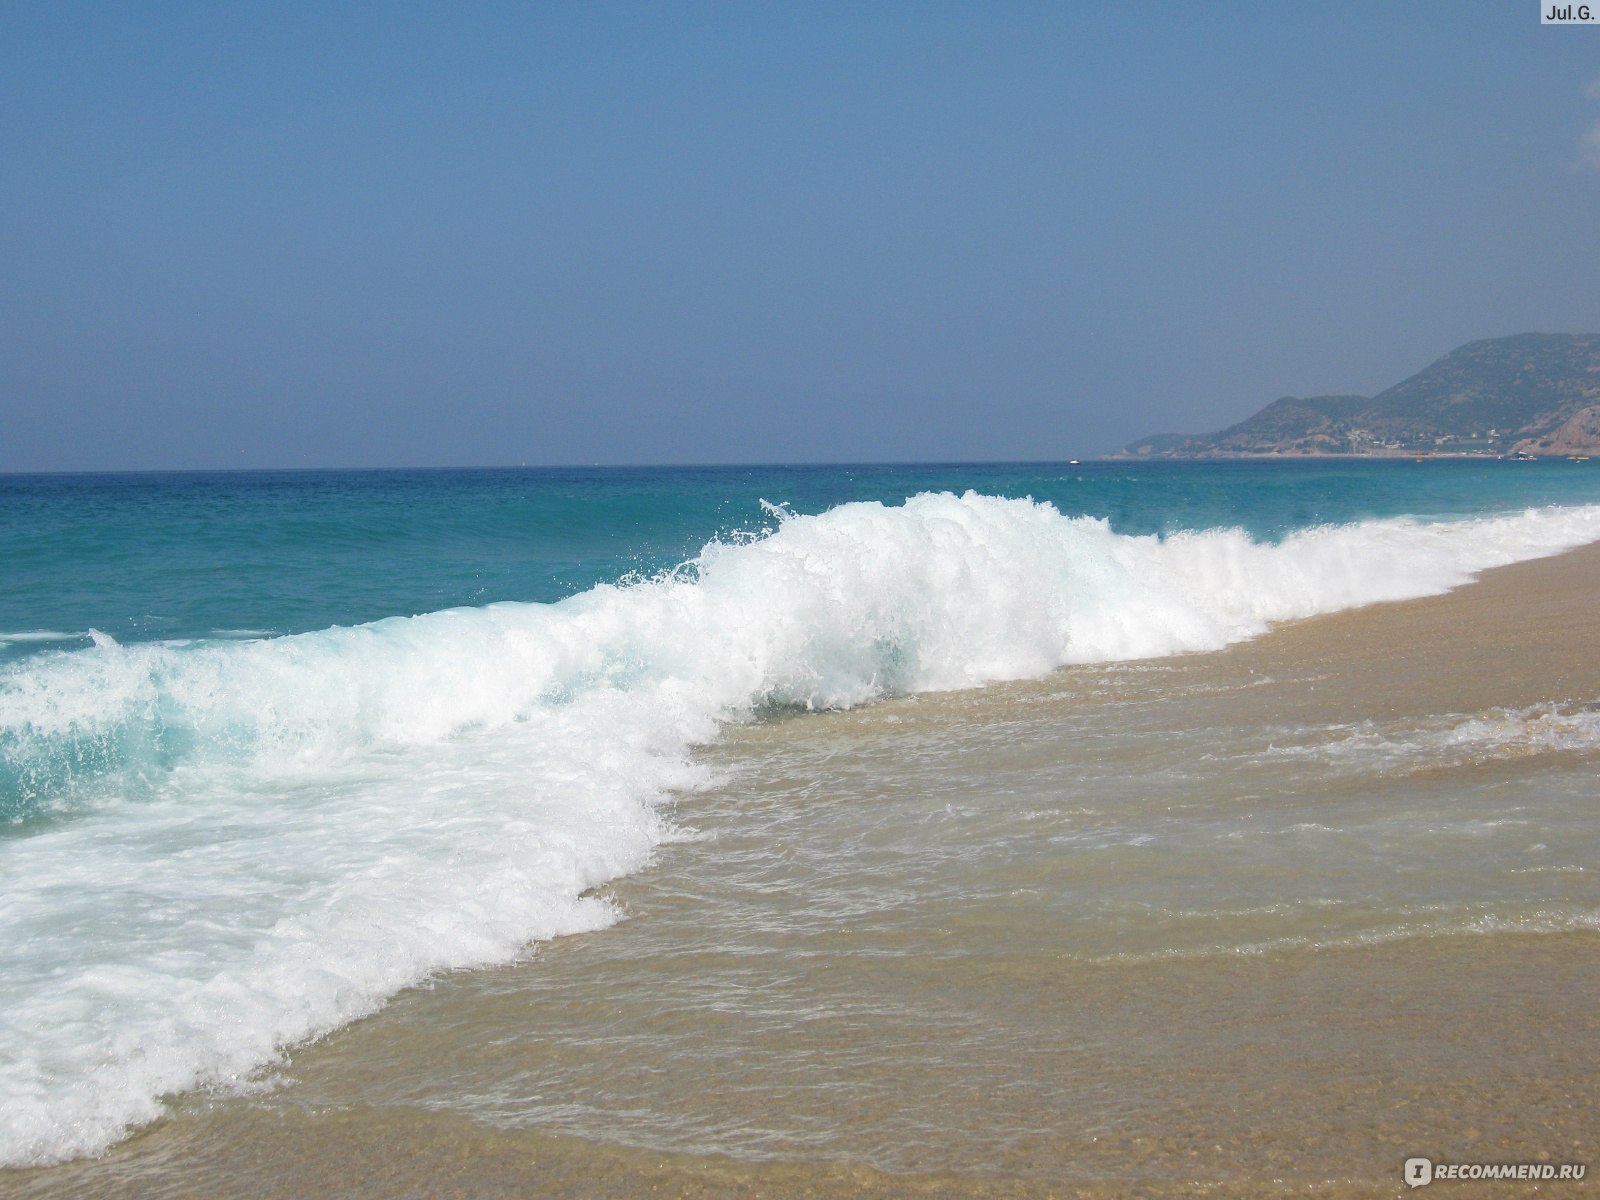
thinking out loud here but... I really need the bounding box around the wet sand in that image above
[5,545,1599,1200]
[12,935,1594,1200]
[1182,534,1600,722]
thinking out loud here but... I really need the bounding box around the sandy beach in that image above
[6,543,1599,1200]
[8,0,1599,1192]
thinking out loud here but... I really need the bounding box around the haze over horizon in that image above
[4,2,1600,472]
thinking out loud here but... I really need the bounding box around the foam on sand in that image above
[4,491,1600,1165]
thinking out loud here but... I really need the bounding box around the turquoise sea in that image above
[5,458,1600,1174]
[10,458,1600,662]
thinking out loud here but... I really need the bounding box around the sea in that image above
[4,459,1600,1190]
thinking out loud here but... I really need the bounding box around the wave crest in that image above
[4,491,1600,1164]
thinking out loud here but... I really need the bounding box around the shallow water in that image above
[265,592,1600,1175]
[5,464,1600,1195]
[10,547,1596,1198]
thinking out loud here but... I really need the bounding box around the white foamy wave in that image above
[3,492,1600,1165]
[1288,700,1600,773]
[1089,906,1600,964]
[0,630,82,647]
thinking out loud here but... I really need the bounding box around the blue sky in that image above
[3,1,1599,470]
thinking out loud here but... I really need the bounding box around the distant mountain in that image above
[1123,334,1600,458]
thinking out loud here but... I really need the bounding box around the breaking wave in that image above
[4,491,1600,1165]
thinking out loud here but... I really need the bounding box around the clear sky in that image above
[3,1,1599,471]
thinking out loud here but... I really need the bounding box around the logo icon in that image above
[1405,1158,1434,1187]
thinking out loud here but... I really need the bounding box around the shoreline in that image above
[1105,450,1596,460]
[9,934,1595,1200]
[5,542,1600,1199]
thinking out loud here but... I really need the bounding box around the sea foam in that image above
[3,491,1600,1165]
